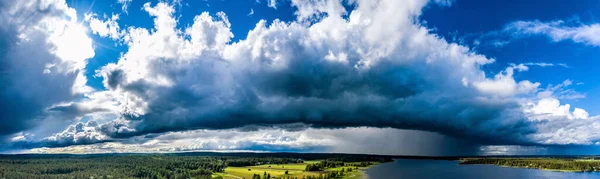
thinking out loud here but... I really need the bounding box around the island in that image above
[459,157,600,172]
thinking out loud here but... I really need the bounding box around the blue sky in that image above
[2,0,600,155]
[421,0,600,113]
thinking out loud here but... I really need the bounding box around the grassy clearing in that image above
[223,161,376,179]
[224,163,322,179]
[212,172,243,179]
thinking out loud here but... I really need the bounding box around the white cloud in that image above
[248,8,254,16]
[0,0,95,138]
[505,20,600,46]
[44,121,110,147]
[117,0,133,13]
[290,0,347,21]
[479,145,547,155]
[267,0,277,9]
[526,98,577,120]
[523,62,569,68]
[85,13,123,40]
[522,97,600,145]
[536,79,586,100]
[473,64,540,97]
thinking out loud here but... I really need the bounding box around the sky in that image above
[2,0,600,156]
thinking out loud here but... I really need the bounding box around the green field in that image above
[221,161,374,179]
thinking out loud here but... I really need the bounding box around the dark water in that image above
[365,159,600,179]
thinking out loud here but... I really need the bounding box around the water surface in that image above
[365,159,600,179]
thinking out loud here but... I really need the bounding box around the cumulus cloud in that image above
[3,0,600,153]
[42,121,111,147]
[523,98,600,145]
[0,0,94,138]
[473,64,540,97]
[85,0,541,147]
[84,13,123,40]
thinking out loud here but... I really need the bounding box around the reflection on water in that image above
[365,159,600,179]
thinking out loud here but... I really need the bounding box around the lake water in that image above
[365,159,600,179]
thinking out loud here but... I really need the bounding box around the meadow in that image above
[220,161,375,179]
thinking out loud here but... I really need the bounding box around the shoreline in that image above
[358,161,386,179]
[458,158,600,173]
[491,164,589,173]
[360,170,368,179]
[459,163,600,173]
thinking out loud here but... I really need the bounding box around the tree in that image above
[254,174,261,179]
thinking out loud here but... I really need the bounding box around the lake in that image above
[365,159,600,179]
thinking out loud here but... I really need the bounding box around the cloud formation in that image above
[25,127,478,156]
[1,0,600,154]
[72,0,551,148]
[0,0,94,138]
[504,20,600,46]
[470,19,600,48]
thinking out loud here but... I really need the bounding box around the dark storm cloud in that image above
[82,0,540,148]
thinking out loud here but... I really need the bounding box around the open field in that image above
[223,160,375,179]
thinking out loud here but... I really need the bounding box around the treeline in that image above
[305,161,345,171]
[161,152,394,163]
[0,156,222,179]
[305,160,372,171]
[460,158,600,172]
[225,157,299,167]
[348,161,373,167]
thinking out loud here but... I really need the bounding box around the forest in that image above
[0,152,391,179]
[460,158,600,172]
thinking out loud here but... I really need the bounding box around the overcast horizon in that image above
[3,0,600,156]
